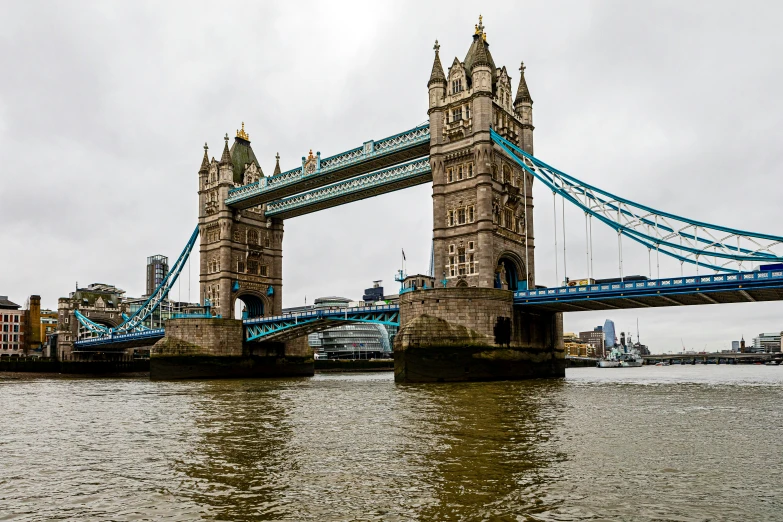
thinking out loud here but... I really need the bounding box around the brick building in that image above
[580,327,605,358]
[0,296,25,356]
[564,332,593,357]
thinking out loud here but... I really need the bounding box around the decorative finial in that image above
[477,14,484,34]
[433,39,440,53]
[307,149,315,160]
[273,152,281,175]
[520,61,526,74]
[224,133,229,143]
[204,142,208,151]
[236,122,250,141]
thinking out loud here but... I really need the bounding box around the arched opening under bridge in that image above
[233,293,265,320]
[495,254,523,291]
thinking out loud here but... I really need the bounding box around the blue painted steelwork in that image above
[243,304,399,342]
[73,328,165,348]
[491,130,783,272]
[171,313,221,319]
[514,269,783,309]
[74,226,199,336]
[265,157,431,217]
[225,124,430,206]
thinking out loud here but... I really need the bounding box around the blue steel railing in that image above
[243,304,399,342]
[265,157,431,216]
[514,269,783,305]
[244,304,399,325]
[74,328,165,347]
[225,124,430,205]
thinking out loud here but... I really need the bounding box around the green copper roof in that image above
[230,138,261,184]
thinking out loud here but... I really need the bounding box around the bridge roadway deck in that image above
[243,304,399,343]
[73,329,165,350]
[513,270,783,312]
[226,124,430,210]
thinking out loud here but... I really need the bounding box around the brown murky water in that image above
[1,366,782,521]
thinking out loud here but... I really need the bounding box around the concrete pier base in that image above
[150,318,313,380]
[394,288,565,383]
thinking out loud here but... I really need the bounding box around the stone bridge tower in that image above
[394,17,563,383]
[198,124,284,319]
[429,16,536,291]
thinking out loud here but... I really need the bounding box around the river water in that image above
[1,366,782,521]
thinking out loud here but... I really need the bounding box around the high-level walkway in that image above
[225,124,430,210]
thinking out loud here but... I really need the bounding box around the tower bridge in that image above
[68,17,783,382]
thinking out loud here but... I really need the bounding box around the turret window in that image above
[447,205,475,226]
[447,162,474,183]
[502,207,516,232]
[452,108,462,122]
[451,79,463,94]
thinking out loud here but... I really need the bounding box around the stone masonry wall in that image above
[152,318,243,357]
[399,287,513,342]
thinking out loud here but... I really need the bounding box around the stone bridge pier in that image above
[394,288,565,382]
[150,318,313,380]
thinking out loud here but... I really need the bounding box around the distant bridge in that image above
[644,352,782,364]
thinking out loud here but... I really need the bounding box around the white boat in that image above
[597,358,621,368]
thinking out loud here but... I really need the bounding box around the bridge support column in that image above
[394,288,564,383]
[150,318,313,380]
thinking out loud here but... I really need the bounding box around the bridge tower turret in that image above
[429,16,536,291]
[198,125,284,320]
[513,62,534,155]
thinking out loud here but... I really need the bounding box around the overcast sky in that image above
[2,1,783,353]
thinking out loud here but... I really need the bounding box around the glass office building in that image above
[304,296,396,359]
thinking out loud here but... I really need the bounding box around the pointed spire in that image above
[514,61,533,105]
[464,16,494,75]
[199,142,209,173]
[219,133,232,166]
[273,153,281,175]
[428,39,446,87]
